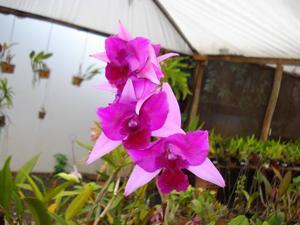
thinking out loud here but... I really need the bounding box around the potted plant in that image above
[72,64,101,87]
[38,106,46,119]
[0,79,13,127]
[29,51,53,84]
[0,42,17,74]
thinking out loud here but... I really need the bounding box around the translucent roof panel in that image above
[1,0,300,58]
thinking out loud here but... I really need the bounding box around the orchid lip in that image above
[128,117,139,129]
[166,144,178,160]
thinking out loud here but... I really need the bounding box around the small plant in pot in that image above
[29,51,53,84]
[0,42,17,74]
[72,64,101,87]
[0,79,13,127]
[38,106,46,119]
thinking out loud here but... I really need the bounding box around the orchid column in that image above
[87,23,225,195]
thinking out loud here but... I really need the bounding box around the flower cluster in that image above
[87,22,225,195]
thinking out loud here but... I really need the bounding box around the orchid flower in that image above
[91,22,177,92]
[125,131,225,195]
[86,79,184,164]
[88,21,225,197]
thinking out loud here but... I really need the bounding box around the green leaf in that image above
[29,50,35,59]
[24,173,44,201]
[228,215,250,225]
[34,51,45,63]
[44,181,74,204]
[65,183,93,221]
[56,173,80,183]
[15,153,41,184]
[102,154,116,168]
[267,212,285,225]
[24,197,51,225]
[76,140,93,151]
[0,156,13,209]
[50,213,68,225]
[11,191,24,216]
[257,171,272,196]
[161,56,192,100]
[278,171,291,197]
[247,192,259,209]
[43,53,53,60]
[17,183,33,191]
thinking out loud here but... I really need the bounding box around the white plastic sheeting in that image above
[0,0,191,54]
[161,0,300,58]
[1,0,300,59]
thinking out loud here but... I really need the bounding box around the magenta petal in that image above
[123,128,151,150]
[132,78,156,101]
[105,63,129,88]
[157,53,179,62]
[152,44,161,56]
[86,133,121,164]
[139,92,168,131]
[152,125,185,138]
[151,83,183,137]
[95,81,117,92]
[167,131,209,166]
[119,79,137,104]
[138,60,160,84]
[125,165,161,196]
[127,139,165,172]
[90,52,110,63]
[153,64,164,80]
[133,78,157,114]
[97,102,135,140]
[105,37,128,66]
[128,37,150,71]
[157,168,189,194]
[117,21,132,41]
[188,158,225,188]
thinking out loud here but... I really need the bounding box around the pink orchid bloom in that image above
[86,79,184,164]
[125,131,225,195]
[91,22,177,92]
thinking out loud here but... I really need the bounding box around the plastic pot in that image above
[0,115,5,127]
[38,111,46,119]
[38,70,50,79]
[72,76,83,86]
[0,62,15,73]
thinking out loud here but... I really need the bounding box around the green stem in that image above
[85,168,120,223]
[93,176,121,225]
[163,195,170,225]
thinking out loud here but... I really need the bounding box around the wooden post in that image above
[188,61,206,124]
[260,64,283,140]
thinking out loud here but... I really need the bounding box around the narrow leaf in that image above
[278,171,292,197]
[15,153,40,184]
[44,181,74,204]
[24,173,44,201]
[65,183,93,220]
[24,197,51,225]
[0,156,13,209]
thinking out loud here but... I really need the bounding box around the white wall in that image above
[0,13,114,173]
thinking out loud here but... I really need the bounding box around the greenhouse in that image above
[0,0,299,224]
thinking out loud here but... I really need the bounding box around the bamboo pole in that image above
[260,64,283,140]
[188,61,206,124]
[193,54,300,66]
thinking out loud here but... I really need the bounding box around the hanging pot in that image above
[38,69,50,79]
[0,115,6,127]
[0,62,15,74]
[38,110,46,119]
[72,76,83,86]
